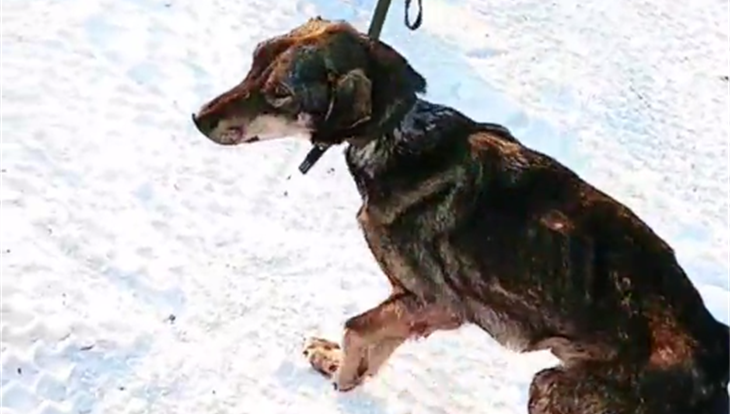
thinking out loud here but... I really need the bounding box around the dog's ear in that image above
[322,69,372,133]
[310,28,427,143]
[360,36,427,131]
[364,37,427,97]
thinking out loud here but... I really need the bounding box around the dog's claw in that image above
[332,378,360,392]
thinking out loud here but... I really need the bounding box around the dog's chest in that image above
[355,204,429,295]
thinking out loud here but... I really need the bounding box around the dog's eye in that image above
[266,84,292,102]
[265,84,298,113]
[271,84,291,98]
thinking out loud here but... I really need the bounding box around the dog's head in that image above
[192,17,426,147]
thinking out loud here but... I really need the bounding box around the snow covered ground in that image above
[1,0,727,413]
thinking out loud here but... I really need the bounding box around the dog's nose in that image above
[191,113,219,138]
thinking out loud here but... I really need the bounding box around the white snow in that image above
[0,0,727,413]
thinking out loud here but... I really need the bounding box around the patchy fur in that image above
[193,18,730,414]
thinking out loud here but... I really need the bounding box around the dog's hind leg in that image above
[527,362,726,414]
[528,364,645,414]
[304,292,463,392]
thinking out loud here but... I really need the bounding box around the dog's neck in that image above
[344,98,474,201]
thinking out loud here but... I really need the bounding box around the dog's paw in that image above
[303,337,342,378]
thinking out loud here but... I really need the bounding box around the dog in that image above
[192,17,730,414]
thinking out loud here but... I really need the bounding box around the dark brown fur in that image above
[193,18,730,414]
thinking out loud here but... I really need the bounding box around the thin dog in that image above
[192,18,729,414]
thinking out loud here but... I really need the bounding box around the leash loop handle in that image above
[404,0,423,31]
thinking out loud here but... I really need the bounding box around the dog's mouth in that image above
[222,126,259,144]
[191,112,263,146]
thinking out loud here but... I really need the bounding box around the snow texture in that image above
[0,0,727,413]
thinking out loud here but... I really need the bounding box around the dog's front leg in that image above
[304,293,463,392]
[303,293,413,391]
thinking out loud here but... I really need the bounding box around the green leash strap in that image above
[367,0,392,39]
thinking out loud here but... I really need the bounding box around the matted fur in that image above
[193,18,730,414]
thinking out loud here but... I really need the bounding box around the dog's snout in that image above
[206,117,220,132]
[192,113,220,138]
